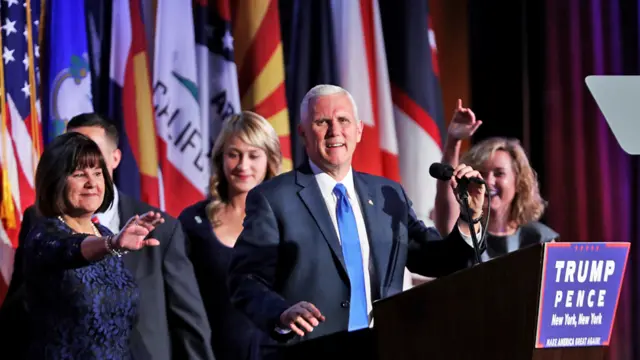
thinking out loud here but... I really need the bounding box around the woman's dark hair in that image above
[35,132,115,217]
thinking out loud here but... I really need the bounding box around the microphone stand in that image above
[456,181,482,265]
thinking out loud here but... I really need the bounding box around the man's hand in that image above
[279,301,325,336]
[448,99,483,141]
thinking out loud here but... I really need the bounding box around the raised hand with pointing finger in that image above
[449,99,483,141]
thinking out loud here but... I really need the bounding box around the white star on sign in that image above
[5,0,19,8]
[22,53,28,70]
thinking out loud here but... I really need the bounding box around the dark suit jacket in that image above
[0,191,215,360]
[228,165,479,344]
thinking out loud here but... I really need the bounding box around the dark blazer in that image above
[0,191,215,360]
[228,165,479,344]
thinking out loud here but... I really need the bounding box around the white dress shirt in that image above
[94,185,121,234]
[308,161,482,325]
[309,161,375,323]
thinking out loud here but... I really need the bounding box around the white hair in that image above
[299,84,359,124]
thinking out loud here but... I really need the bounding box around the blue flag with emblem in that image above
[41,0,94,144]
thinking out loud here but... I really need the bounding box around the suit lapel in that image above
[353,173,391,298]
[296,166,347,274]
[117,192,141,276]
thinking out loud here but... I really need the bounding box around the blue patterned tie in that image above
[333,183,368,331]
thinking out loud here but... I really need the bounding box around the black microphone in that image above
[428,162,485,185]
[429,162,486,265]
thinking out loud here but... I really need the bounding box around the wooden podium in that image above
[280,242,627,360]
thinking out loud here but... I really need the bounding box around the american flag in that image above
[0,0,42,305]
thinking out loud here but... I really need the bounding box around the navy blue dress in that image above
[23,217,139,360]
[179,200,265,360]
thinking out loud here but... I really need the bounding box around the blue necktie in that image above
[333,183,368,331]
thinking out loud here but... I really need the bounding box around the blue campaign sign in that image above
[535,242,630,348]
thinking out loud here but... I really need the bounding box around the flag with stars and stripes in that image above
[0,0,42,305]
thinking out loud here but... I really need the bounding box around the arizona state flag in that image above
[230,0,292,171]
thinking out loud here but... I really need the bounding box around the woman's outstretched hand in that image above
[112,211,164,251]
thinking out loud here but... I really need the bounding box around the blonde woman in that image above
[178,111,282,360]
[434,100,558,261]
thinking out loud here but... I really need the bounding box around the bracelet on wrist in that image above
[105,235,128,257]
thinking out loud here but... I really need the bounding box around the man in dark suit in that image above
[228,84,486,346]
[0,113,215,360]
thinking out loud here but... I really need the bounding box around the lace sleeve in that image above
[23,221,92,272]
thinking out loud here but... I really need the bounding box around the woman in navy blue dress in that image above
[23,132,164,359]
[179,111,282,360]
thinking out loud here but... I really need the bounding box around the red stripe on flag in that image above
[16,159,34,218]
[236,0,281,97]
[157,140,204,217]
[381,150,401,183]
[252,82,286,119]
[391,84,442,148]
[352,126,383,175]
[216,0,231,22]
[129,1,147,51]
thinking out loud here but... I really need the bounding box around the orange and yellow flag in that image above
[231,0,292,172]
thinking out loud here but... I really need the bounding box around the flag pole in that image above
[25,0,42,168]
[0,18,16,230]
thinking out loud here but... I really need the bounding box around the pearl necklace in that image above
[57,216,101,236]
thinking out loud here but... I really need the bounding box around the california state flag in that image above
[153,0,206,216]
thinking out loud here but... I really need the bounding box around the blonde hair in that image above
[460,137,547,227]
[206,111,282,227]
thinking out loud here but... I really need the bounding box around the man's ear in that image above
[355,119,364,143]
[112,148,122,169]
